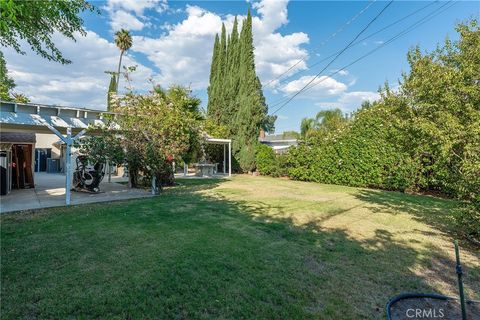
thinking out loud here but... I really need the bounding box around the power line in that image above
[270,0,456,115]
[271,0,394,114]
[263,0,377,88]
[271,0,439,89]
[267,0,443,109]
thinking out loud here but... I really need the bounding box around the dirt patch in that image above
[389,296,480,319]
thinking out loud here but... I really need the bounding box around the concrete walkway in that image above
[0,173,152,214]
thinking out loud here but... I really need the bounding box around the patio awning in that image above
[0,101,113,135]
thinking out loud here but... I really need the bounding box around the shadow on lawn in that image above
[162,182,479,318]
[352,189,476,246]
[2,179,479,319]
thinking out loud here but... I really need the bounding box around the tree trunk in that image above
[116,50,124,92]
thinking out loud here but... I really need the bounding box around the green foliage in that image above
[282,131,300,139]
[287,104,417,191]
[107,74,116,111]
[0,51,14,100]
[0,0,97,64]
[455,200,480,241]
[110,84,202,187]
[282,19,479,241]
[74,130,124,166]
[300,108,349,138]
[0,50,29,102]
[207,10,274,172]
[255,144,278,176]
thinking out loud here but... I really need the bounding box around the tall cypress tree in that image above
[233,9,269,171]
[107,74,117,112]
[207,34,220,122]
[218,23,228,124]
[225,16,240,125]
[206,10,273,172]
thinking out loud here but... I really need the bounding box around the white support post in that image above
[107,160,111,183]
[223,144,226,174]
[184,163,187,177]
[151,175,158,195]
[228,142,231,177]
[65,127,72,205]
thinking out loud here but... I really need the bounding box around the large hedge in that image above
[286,103,417,191]
[277,20,479,240]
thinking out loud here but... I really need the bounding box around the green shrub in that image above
[255,144,278,176]
[285,103,419,191]
[455,200,480,242]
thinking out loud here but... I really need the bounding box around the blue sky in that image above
[4,0,479,133]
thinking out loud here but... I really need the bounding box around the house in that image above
[258,130,298,154]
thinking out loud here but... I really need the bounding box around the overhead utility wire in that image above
[270,1,394,114]
[272,0,439,88]
[267,0,443,109]
[264,0,377,88]
[270,0,454,111]
[270,0,456,115]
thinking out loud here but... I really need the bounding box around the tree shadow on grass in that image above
[1,179,479,319]
[353,189,473,243]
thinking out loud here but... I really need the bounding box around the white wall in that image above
[35,134,61,158]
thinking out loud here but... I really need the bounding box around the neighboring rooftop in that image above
[259,133,298,142]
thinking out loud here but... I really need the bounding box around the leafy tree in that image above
[0,50,14,101]
[109,84,202,189]
[0,50,29,102]
[314,109,348,132]
[0,0,97,64]
[74,130,124,167]
[300,109,348,138]
[114,29,132,91]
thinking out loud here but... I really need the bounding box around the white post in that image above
[184,163,187,176]
[228,141,231,177]
[65,127,72,205]
[223,144,226,174]
[107,160,111,182]
[151,175,158,195]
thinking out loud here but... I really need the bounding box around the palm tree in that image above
[300,118,316,138]
[315,109,347,132]
[114,29,132,92]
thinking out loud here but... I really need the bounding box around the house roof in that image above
[0,132,36,143]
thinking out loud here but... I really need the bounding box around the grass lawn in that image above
[1,175,479,319]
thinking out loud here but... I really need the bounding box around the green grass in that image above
[1,175,479,319]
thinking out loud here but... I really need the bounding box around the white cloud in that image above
[315,91,380,112]
[3,31,153,110]
[281,75,347,98]
[106,0,167,16]
[132,0,309,89]
[3,0,310,110]
[105,0,168,31]
[110,10,145,31]
[339,91,379,105]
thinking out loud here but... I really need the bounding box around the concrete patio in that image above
[0,173,152,214]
